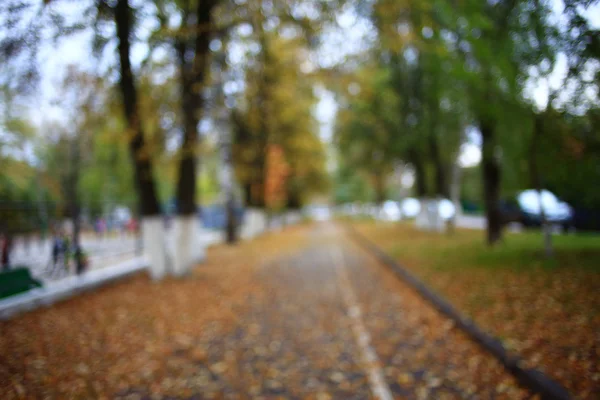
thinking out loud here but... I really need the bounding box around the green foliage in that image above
[335,63,401,202]
[539,108,600,208]
[232,30,328,209]
[333,162,374,204]
[0,159,51,234]
[78,118,137,215]
[2,0,600,240]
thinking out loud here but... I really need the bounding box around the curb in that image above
[0,258,148,321]
[346,225,571,400]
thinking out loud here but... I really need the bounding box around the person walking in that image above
[73,244,88,276]
[51,231,71,274]
[62,234,71,273]
[51,232,63,270]
[1,233,12,272]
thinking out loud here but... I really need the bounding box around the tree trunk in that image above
[480,119,503,245]
[70,201,83,274]
[429,133,449,198]
[409,148,427,197]
[373,173,386,205]
[531,113,553,257]
[251,181,266,209]
[244,183,253,207]
[427,67,447,199]
[173,39,199,277]
[214,39,238,245]
[115,0,161,217]
[222,120,238,244]
[219,101,238,245]
[35,171,49,235]
[222,126,238,244]
[171,1,217,275]
[286,182,302,210]
[447,154,463,235]
[175,0,217,215]
[225,196,237,244]
[115,0,165,279]
[68,183,82,274]
[253,15,270,211]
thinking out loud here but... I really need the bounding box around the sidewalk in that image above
[0,229,225,320]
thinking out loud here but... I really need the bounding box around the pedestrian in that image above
[73,244,88,276]
[1,233,13,271]
[127,218,137,235]
[97,218,106,239]
[51,231,64,270]
[62,234,71,272]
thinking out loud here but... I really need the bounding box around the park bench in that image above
[0,267,43,299]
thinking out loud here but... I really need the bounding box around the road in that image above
[1,223,529,399]
[171,224,526,399]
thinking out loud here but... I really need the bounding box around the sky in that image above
[8,0,600,170]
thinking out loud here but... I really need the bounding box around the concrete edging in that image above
[346,225,571,400]
[0,258,148,321]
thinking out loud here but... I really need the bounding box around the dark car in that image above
[571,207,600,232]
[500,190,573,230]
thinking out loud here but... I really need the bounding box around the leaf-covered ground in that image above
[352,221,600,399]
[1,223,530,399]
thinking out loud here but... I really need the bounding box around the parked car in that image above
[500,189,573,230]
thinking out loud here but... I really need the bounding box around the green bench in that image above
[0,267,43,299]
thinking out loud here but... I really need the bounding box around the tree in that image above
[361,0,469,206]
[166,0,220,274]
[335,63,402,204]
[231,25,328,211]
[113,0,166,279]
[458,0,557,245]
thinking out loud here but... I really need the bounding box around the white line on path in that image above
[331,247,394,400]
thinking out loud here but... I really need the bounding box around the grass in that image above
[352,221,600,398]
[388,226,600,272]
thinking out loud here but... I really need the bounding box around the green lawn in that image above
[389,226,600,272]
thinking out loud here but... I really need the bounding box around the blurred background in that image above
[1,0,600,269]
[2,2,600,398]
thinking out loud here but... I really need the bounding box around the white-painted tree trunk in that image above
[416,198,445,232]
[171,215,198,277]
[415,198,429,230]
[142,216,168,281]
[428,198,444,232]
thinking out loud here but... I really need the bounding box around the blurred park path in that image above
[0,223,529,399]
